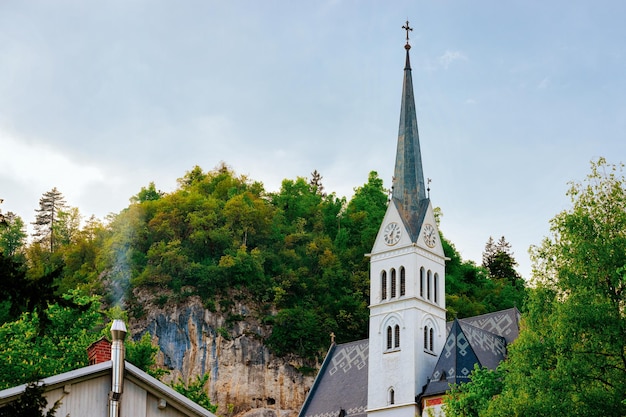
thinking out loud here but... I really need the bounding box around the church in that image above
[298,24,520,417]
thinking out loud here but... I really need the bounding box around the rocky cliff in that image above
[129,289,317,417]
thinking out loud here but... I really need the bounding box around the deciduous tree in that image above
[0,291,103,389]
[483,158,626,416]
[0,212,27,258]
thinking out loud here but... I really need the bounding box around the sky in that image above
[1,1,625,279]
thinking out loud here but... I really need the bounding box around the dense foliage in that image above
[444,364,504,417]
[0,164,524,371]
[170,374,218,413]
[444,158,626,416]
[0,291,103,390]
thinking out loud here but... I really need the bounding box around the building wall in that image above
[40,375,198,417]
[367,203,447,417]
[422,396,445,417]
[44,374,110,417]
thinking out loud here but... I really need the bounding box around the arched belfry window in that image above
[394,325,400,348]
[385,320,401,352]
[389,388,395,405]
[400,267,406,296]
[390,269,397,298]
[434,273,439,304]
[430,327,435,351]
[420,267,425,297]
[427,270,432,300]
[381,271,387,300]
[424,325,435,353]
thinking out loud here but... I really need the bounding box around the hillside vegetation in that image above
[0,164,525,387]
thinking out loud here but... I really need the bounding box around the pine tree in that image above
[32,188,67,252]
[481,236,496,268]
[480,235,526,310]
[309,169,325,196]
[482,236,521,282]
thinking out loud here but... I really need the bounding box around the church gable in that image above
[458,322,507,370]
[371,202,413,253]
[423,312,516,398]
[371,198,445,259]
[422,320,482,397]
[415,201,445,258]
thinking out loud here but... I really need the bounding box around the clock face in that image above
[383,222,402,246]
[423,223,437,248]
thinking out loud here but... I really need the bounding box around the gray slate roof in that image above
[454,307,521,344]
[392,47,428,243]
[422,307,520,397]
[299,340,369,417]
[299,308,521,416]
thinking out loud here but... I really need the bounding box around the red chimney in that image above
[87,337,112,365]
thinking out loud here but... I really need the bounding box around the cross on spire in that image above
[402,20,413,49]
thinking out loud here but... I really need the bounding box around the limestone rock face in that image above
[130,289,315,417]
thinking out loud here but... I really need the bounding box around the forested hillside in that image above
[0,163,525,390]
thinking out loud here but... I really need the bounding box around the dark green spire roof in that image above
[392,42,429,242]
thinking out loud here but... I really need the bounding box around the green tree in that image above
[484,158,626,416]
[223,191,273,247]
[126,332,168,379]
[0,212,27,258]
[54,207,81,248]
[266,306,325,359]
[0,252,26,324]
[32,188,67,252]
[335,171,388,314]
[130,181,164,203]
[340,171,388,264]
[443,364,503,417]
[272,177,324,232]
[0,291,104,389]
[0,381,61,417]
[0,256,67,325]
[309,169,325,196]
[57,215,106,294]
[481,236,526,311]
[482,236,519,282]
[170,373,217,413]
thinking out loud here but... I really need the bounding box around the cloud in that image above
[0,131,126,222]
[439,50,467,69]
[0,133,106,190]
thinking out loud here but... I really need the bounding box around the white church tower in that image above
[366,22,447,417]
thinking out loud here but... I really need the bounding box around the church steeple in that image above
[392,21,428,243]
[366,23,447,417]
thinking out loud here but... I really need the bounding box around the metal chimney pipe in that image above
[109,320,127,417]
